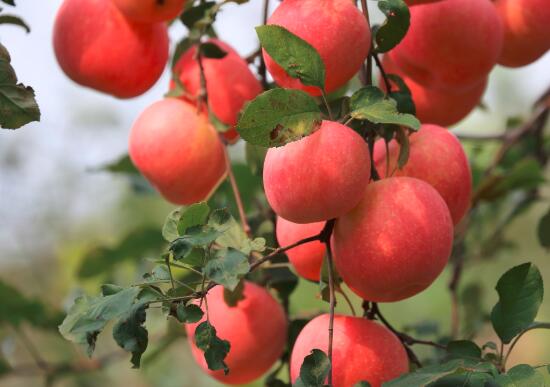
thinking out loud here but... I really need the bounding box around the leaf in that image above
[349,86,420,130]
[386,74,416,115]
[491,263,544,344]
[256,24,325,90]
[113,304,148,368]
[209,209,266,255]
[199,41,227,59]
[223,279,245,307]
[0,280,61,329]
[374,0,410,53]
[96,154,140,175]
[0,43,40,129]
[0,14,30,33]
[446,340,482,360]
[298,349,331,386]
[194,321,230,374]
[59,287,141,356]
[176,303,204,323]
[204,248,250,291]
[245,143,267,175]
[178,202,210,235]
[537,208,550,249]
[394,126,410,169]
[494,364,545,387]
[179,1,217,29]
[236,88,322,147]
[1,0,16,5]
[101,284,124,296]
[163,209,183,242]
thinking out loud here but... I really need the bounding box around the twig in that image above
[373,53,392,93]
[222,145,252,237]
[322,219,337,386]
[359,0,373,86]
[502,322,550,370]
[258,0,270,88]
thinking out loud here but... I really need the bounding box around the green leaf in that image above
[209,209,266,255]
[256,25,325,90]
[223,279,245,307]
[163,209,183,242]
[446,340,482,360]
[179,1,217,29]
[59,287,141,356]
[96,154,140,175]
[0,280,61,329]
[178,202,210,235]
[236,88,322,148]
[1,0,16,6]
[0,14,30,33]
[101,284,124,296]
[194,321,230,374]
[494,364,545,387]
[298,349,331,386]
[204,248,250,291]
[537,208,550,249]
[386,74,416,115]
[491,263,544,344]
[245,143,267,176]
[176,303,204,323]
[349,86,420,130]
[374,0,410,53]
[199,41,227,59]
[113,304,148,368]
[170,238,193,261]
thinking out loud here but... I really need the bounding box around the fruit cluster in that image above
[51,0,550,386]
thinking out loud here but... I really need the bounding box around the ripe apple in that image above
[186,282,287,385]
[495,0,550,67]
[112,0,186,23]
[374,124,472,225]
[333,177,453,302]
[264,0,371,95]
[276,217,326,281]
[263,120,371,224]
[388,0,502,91]
[53,0,169,98]
[129,98,226,205]
[382,55,487,127]
[172,39,262,143]
[291,314,408,387]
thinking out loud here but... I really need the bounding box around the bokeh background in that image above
[1,1,549,386]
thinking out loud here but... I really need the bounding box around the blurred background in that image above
[0,1,549,386]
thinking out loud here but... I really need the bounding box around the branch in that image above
[322,219,336,386]
[502,322,550,370]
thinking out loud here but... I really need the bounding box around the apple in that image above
[264,0,371,95]
[495,0,550,67]
[112,0,186,23]
[374,124,472,225]
[290,314,408,387]
[276,216,326,281]
[263,120,371,224]
[382,55,487,127]
[172,39,262,143]
[53,0,169,98]
[129,98,226,205]
[186,281,287,385]
[333,177,454,302]
[388,0,502,91]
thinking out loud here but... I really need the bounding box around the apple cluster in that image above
[51,0,550,386]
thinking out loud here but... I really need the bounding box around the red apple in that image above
[112,0,186,23]
[381,55,487,127]
[388,0,502,91]
[333,177,453,302]
[374,124,472,225]
[186,282,287,385]
[263,120,371,224]
[53,0,169,98]
[129,98,226,205]
[264,0,371,95]
[276,217,326,281]
[495,0,550,67]
[290,314,408,387]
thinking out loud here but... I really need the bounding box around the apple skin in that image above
[388,0,502,91]
[112,0,185,23]
[172,39,262,143]
[406,0,442,4]
[333,177,453,302]
[129,98,227,205]
[373,124,472,225]
[276,217,326,281]
[495,0,550,67]
[185,282,287,385]
[263,120,371,224]
[264,0,371,95]
[381,55,486,127]
[53,0,169,98]
[290,314,408,387]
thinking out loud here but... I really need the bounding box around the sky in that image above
[0,0,549,265]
